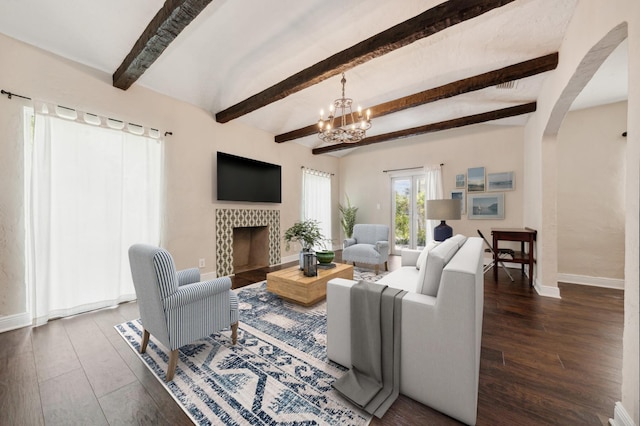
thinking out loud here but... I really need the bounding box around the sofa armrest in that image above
[375,240,389,253]
[326,278,357,368]
[343,238,356,248]
[176,267,200,286]
[401,249,421,267]
[163,276,232,309]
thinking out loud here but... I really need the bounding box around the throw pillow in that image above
[448,234,467,248]
[419,238,460,296]
[416,240,440,270]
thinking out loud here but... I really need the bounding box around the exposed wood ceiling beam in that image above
[215,0,516,123]
[276,53,557,143]
[113,0,213,90]
[312,102,536,155]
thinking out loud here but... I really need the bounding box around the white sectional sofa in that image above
[327,236,484,425]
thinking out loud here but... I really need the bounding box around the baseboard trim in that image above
[534,278,561,298]
[609,402,635,426]
[281,254,299,264]
[0,312,32,333]
[558,273,624,290]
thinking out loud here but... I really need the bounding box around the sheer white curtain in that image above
[424,164,443,243]
[302,167,332,248]
[27,111,162,325]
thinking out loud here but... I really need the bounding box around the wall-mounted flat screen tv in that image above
[216,152,282,203]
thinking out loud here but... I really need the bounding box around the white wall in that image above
[338,124,525,244]
[0,32,340,318]
[557,102,626,282]
[523,0,638,422]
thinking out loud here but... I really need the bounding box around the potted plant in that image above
[338,195,358,238]
[315,236,336,265]
[284,219,326,268]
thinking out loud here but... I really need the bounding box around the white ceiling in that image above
[0,0,628,155]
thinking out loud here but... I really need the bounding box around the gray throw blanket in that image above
[332,281,406,418]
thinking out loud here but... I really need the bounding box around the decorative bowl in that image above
[316,250,335,264]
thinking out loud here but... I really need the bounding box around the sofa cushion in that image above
[378,266,421,293]
[416,240,440,270]
[418,238,461,296]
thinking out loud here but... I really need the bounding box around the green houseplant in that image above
[284,219,325,251]
[284,219,328,268]
[338,195,358,239]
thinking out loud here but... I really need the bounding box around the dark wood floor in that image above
[0,253,623,425]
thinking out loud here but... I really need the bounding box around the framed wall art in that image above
[487,171,515,191]
[455,174,465,188]
[451,189,466,214]
[467,167,485,192]
[468,193,504,219]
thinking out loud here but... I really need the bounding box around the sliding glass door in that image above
[391,174,425,254]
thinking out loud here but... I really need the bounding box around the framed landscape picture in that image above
[487,171,515,191]
[467,167,485,192]
[451,189,466,214]
[455,174,465,188]
[468,193,504,219]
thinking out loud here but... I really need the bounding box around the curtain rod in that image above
[2,87,172,136]
[301,166,334,176]
[383,163,444,173]
[1,89,31,101]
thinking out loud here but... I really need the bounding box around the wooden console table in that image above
[491,228,537,286]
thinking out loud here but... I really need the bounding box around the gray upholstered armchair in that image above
[342,224,390,274]
[128,244,239,381]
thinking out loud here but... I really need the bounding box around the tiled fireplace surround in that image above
[215,209,281,277]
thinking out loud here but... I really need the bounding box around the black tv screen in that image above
[216,152,282,203]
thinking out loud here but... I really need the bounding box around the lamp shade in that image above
[426,199,461,220]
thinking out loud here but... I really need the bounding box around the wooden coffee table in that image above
[266,263,354,306]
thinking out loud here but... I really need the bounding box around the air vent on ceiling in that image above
[496,81,517,89]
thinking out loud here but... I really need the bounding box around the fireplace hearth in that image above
[232,226,269,274]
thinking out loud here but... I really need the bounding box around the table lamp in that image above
[426,199,462,241]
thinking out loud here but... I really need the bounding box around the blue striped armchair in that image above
[128,244,239,381]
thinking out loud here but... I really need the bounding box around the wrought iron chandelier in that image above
[317,73,371,144]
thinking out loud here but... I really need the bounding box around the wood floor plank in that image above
[39,368,108,426]
[112,333,193,425]
[0,350,44,426]
[62,314,115,358]
[99,381,170,426]
[31,318,82,383]
[0,326,33,360]
[62,312,138,397]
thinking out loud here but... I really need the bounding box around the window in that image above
[25,109,162,325]
[301,168,332,248]
[391,174,426,253]
[389,165,442,253]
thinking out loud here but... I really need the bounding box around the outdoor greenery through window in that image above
[391,175,425,253]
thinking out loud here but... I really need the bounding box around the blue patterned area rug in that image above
[115,281,372,425]
[353,266,389,283]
